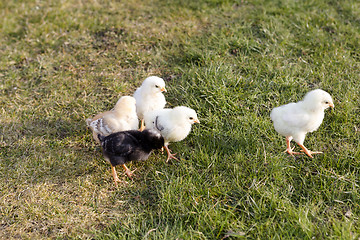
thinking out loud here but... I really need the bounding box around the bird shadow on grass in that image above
[0,117,102,186]
[97,133,256,239]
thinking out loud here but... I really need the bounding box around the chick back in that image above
[98,130,164,167]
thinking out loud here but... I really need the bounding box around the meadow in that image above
[1,0,359,239]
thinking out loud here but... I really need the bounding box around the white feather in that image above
[144,106,199,145]
[133,76,167,120]
[270,89,334,145]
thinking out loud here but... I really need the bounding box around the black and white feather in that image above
[98,129,164,167]
[86,96,138,143]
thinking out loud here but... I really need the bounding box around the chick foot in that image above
[285,137,303,156]
[284,146,303,156]
[111,166,127,187]
[299,145,323,158]
[164,145,179,163]
[122,164,136,180]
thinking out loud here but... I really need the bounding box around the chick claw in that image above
[111,166,127,187]
[284,146,303,156]
[300,149,323,158]
[296,144,323,158]
[122,165,136,180]
[166,153,178,163]
[113,177,126,187]
[164,145,179,162]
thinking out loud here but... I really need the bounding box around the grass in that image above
[1,0,360,239]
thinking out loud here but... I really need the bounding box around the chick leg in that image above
[285,137,302,155]
[164,145,178,162]
[139,119,145,131]
[122,164,134,180]
[111,166,124,187]
[298,144,323,158]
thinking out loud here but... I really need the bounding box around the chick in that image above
[270,89,334,158]
[98,129,164,186]
[144,106,200,162]
[86,96,138,143]
[133,76,167,131]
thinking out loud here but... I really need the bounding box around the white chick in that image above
[144,106,200,162]
[133,76,167,131]
[270,89,334,158]
[86,96,138,143]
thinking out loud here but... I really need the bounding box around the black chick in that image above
[98,129,164,186]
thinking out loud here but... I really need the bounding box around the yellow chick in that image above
[87,96,138,143]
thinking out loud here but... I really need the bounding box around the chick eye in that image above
[189,117,194,120]
[155,85,159,88]
[325,101,329,104]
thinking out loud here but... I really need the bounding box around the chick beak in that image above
[329,103,335,108]
[194,119,200,124]
[160,87,167,93]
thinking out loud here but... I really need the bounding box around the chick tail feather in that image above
[86,118,93,127]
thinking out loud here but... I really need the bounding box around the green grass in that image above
[1,0,360,239]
